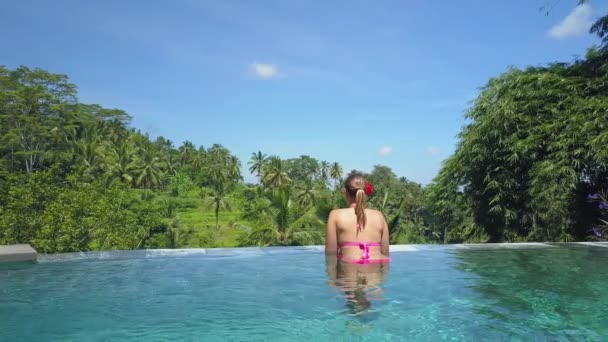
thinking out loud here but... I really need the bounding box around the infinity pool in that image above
[1,244,607,341]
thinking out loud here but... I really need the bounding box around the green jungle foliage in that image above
[1,10,607,252]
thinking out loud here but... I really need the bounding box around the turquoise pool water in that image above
[1,244,608,341]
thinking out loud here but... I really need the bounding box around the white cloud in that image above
[379,146,393,156]
[251,63,283,79]
[427,146,441,156]
[548,4,593,39]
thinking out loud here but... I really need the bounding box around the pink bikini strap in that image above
[338,242,381,260]
[339,242,381,247]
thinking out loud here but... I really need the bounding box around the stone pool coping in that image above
[0,244,37,262]
[3,242,608,263]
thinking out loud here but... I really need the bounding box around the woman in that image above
[325,254,389,316]
[325,173,390,263]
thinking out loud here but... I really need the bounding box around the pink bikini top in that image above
[338,242,389,264]
[337,204,390,264]
[338,242,381,260]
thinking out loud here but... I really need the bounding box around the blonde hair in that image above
[343,173,368,230]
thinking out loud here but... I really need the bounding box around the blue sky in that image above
[1,0,604,184]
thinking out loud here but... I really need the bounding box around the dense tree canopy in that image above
[2,7,607,252]
[0,66,380,252]
[428,13,608,243]
[0,63,436,252]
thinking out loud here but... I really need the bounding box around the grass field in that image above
[154,192,254,248]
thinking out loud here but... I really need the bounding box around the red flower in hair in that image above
[365,181,374,196]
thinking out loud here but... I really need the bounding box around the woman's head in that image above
[342,173,368,230]
[342,173,366,198]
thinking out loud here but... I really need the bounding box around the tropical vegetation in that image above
[427,10,608,243]
[1,5,607,252]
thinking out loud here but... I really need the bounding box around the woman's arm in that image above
[325,254,338,287]
[325,210,338,255]
[381,215,390,256]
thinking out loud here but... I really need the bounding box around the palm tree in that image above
[103,119,128,143]
[319,161,330,184]
[106,140,137,185]
[50,112,80,146]
[263,156,291,189]
[207,144,229,162]
[154,136,174,152]
[273,187,291,234]
[205,183,231,231]
[378,189,390,213]
[164,153,179,176]
[385,194,437,243]
[71,123,104,174]
[248,151,267,183]
[228,155,242,182]
[135,145,165,190]
[386,196,409,243]
[179,141,195,166]
[205,144,233,184]
[297,180,317,208]
[242,223,322,247]
[240,186,324,246]
[191,151,204,172]
[207,159,227,186]
[167,226,195,249]
[72,138,103,174]
[330,162,343,185]
[240,188,324,246]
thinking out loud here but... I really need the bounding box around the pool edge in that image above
[0,244,37,263]
[33,242,608,263]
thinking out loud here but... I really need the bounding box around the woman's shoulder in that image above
[365,208,385,218]
[329,208,358,220]
[329,208,350,216]
[329,207,384,217]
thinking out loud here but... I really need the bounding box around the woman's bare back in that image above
[326,207,389,260]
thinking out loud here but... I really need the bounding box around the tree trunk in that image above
[215,205,219,230]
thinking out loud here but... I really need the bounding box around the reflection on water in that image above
[6,248,608,340]
[325,256,390,318]
[453,246,608,338]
